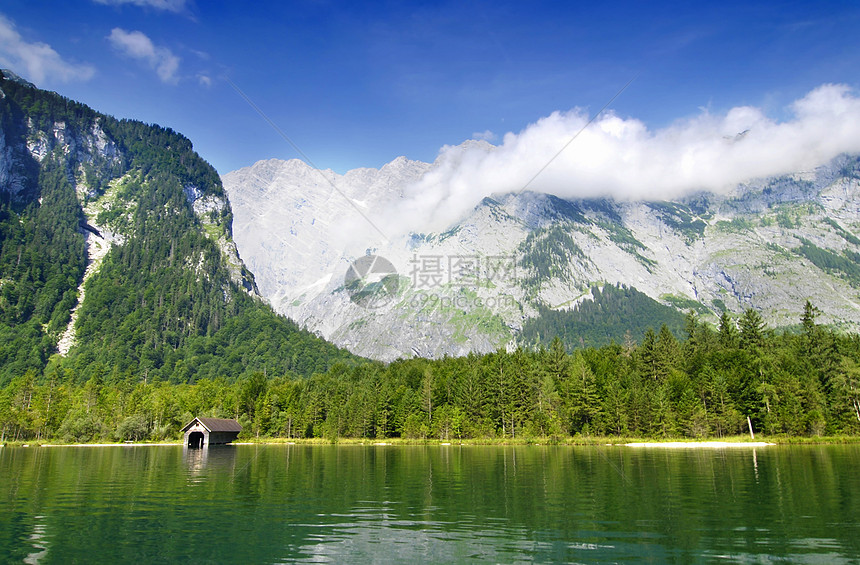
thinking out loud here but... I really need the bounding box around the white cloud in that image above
[0,14,95,84]
[376,84,860,236]
[93,0,187,13]
[197,73,211,87]
[108,28,180,84]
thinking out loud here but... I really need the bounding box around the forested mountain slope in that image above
[0,70,357,385]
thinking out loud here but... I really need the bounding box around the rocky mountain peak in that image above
[0,69,35,89]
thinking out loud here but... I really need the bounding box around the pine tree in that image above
[718,311,739,349]
[739,308,766,351]
[655,324,681,379]
[639,328,658,380]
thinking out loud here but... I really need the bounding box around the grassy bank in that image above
[5,435,860,448]
[237,435,860,446]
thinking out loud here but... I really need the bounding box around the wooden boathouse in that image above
[182,417,242,448]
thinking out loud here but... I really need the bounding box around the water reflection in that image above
[2,445,859,563]
[261,445,860,563]
[183,444,209,477]
[753,448,759,482]
[23,516,47,565]
[182,445,237,483]
[290,518,542,563]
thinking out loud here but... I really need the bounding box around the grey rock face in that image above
[224,151,860,361]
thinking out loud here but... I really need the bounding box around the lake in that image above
[1,444,859,563]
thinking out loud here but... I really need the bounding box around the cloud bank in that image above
[108,28,179,83]
[380,84,860,235]
[0,14,95,84]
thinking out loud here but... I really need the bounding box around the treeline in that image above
[3,302,859,443]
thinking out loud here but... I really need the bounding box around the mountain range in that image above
[223,146,860,361]
[4,67,860,377]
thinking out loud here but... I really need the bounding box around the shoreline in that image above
[625,441,775,448]
[7,435,858,448]
[39,442,179,447]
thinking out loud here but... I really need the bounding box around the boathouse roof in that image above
[181,417,242,433]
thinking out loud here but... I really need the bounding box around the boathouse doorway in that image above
[187,431,205,448]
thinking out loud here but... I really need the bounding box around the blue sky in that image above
[1,1,859,175]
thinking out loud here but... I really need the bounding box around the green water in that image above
[1,444,859,563]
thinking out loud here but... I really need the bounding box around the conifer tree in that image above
[718,311,740,349]
[739,309,766,351]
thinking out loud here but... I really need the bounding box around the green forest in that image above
[519,284,688,349]
[0,71,357,386]
[3,302,859,443]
